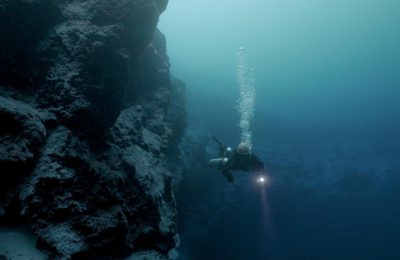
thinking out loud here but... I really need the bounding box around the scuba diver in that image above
[209,136,265,185]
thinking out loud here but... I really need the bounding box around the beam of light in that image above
[256,173,281,258]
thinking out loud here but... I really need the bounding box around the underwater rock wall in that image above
[0,0,185,258]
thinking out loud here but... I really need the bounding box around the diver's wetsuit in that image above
[228,152,264,172]
[210,136,265,184]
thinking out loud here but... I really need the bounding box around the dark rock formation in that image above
[0,0,186,259]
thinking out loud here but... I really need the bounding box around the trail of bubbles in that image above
[236,47,256,149]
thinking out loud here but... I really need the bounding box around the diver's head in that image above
[236,142,251,155]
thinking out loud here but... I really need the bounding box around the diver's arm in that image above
[251,155,265,172]
[222,170,238,187]
[222,170,234,183]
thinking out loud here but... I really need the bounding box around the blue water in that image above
[160,1,400,259]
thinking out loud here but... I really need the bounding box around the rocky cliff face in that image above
[0,0,185,259]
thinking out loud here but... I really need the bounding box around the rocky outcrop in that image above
[0,97,47,209]
[0,0,186,259]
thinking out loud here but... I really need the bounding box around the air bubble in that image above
[236,47,256,149]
